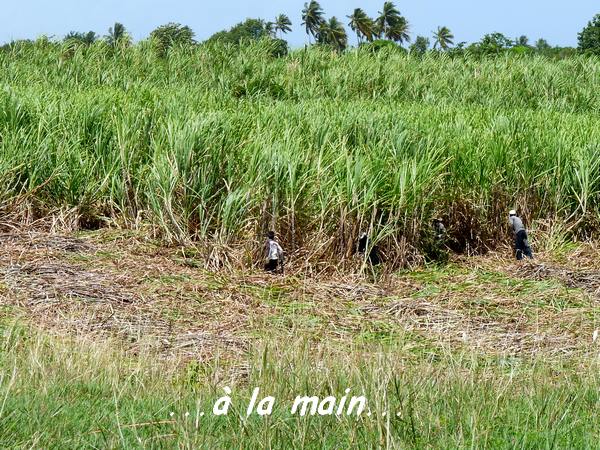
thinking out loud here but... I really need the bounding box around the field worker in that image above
[265,231,284,273]
[429,218,449,263]
[509,210,533,260]
[433,218,446,241]
[357,232,381,265]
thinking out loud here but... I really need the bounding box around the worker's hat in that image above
[509,210,517,216]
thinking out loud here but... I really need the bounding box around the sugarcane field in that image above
[1,2,600,448]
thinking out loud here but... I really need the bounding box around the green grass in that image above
[0,322,599,448]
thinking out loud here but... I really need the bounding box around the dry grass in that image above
[0,229,599,364]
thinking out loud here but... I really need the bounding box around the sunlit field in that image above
[1,39,600,447]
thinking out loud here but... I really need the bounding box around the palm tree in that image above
[347,8,375,44]
[388,19,410,44]
[274,14,292,38]
[375,2,410,44]
[317,17,348,52]
[106,22,130,47]
[302,1,325,42]
[432,26,454,50]
[265,21,275,38]
[82,31,97,45]
[376,2,401,38]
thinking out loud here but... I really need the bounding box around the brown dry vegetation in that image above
[1,228,599,365]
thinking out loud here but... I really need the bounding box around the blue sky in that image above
[2,1,597,47]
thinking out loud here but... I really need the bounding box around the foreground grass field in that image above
[2,325,600,448]
[1,229,600,447]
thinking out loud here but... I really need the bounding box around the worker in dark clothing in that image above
[428,218,449,263]
[357,232,381,265]
[509,210,533,260]
[264,231,284,273]
[432,218,446,241]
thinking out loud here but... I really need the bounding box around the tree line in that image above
[3,2,600,58]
